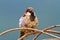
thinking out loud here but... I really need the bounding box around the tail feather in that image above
[18,31,25,40]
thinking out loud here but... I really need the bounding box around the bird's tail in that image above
[18,31,25,40]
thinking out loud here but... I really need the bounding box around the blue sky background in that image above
[0,0,60,40]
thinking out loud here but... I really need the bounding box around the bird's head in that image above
[25,7,36,21]
[25,7,35,16]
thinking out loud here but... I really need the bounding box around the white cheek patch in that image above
[26,12,31,15]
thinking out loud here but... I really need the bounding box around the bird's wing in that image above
[34,16,38,24]
[19,17,26,27]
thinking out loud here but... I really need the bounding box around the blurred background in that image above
[0,0,60,40]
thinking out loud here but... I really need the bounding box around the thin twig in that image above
[18,31,36,40]
[0,27,60,40]
[42,31,60,39]
[18,33,31,40]
[46,30,60,34]
[33,25,60,40]
[33,32,42,40]
[43,26,56,30]
[33,30,60,40]
[0,27,41,36]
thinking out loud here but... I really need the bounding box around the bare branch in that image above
[46,30,60,34]
[30,25,60,40]
[0,27,41,36]
[41,30,60,39]
[0,27,60,40]
[32,26,56,40]
[18,33,31,40]
[18,31,36,40]
[33,32,42,40]
[43,26,56,30]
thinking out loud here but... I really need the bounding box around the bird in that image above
[18,7,38,40]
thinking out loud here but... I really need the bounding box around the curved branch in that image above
[33,32,42,40]
[0,27,41,36]
[43,26,57,30]
[0,27,60,40]
[33,25,60,40]
[46,30,60,34]
[18,33,31,40]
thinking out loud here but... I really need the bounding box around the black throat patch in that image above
[30,11,35,21]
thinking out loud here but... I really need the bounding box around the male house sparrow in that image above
[19,7,38,40]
